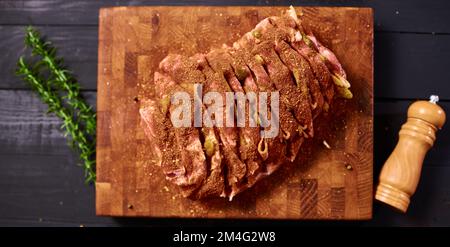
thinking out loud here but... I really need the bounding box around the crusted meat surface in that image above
[139,7,351,200]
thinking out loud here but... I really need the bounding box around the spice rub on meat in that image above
[139,6,352,200]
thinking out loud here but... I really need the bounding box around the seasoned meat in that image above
[206,49,262,177]
[159,55,226,199]
[270,10,336,105]
[274,39,324,119]
[142,73,207,197]
[233,15,315,138]
[194,52,248,200]
[254,40,313,138]
[234,35,306,159]
[236,41,310,161]
[222,47,268,194]
[227,45,294,188]
[139,6,351,200]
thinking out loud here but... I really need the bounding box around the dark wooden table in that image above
[0,0,449,227]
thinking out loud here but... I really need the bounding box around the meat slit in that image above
[231,41,294,183]
[264,13,335,108]
[194,53,248,200]
[226,47,266,189]
[235,53,283,175]
[285,41,324,117]
[272,40,315,138]
[158,56,225,198]
[206,49,258,199]
[152,72,207,197]
[140,6,351,200]
[240,17,314,140]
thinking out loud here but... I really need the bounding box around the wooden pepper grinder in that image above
[375,95,446,213]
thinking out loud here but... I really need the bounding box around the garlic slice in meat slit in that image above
[152,72,207,197]
[286,6,353,101]
[158,55,228,199]
[257,138,269,161]
[194,53,248,200]
[141,6,352,200]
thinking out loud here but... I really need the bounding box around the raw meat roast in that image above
[140,7,352,200]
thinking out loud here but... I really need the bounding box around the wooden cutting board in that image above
[96,6,373,219]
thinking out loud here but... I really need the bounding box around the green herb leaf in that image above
[16,27,96,183]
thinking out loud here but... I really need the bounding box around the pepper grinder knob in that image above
[375,95,446,213]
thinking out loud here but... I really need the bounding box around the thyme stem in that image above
[16,27,96,183]
[24,27,96,136]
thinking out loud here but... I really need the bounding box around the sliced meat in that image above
[205,49,259,199]
[240,16,316,136]
[307,34,347,81]
[206,48,261,185]
[158,55,227,199]
[229,49,296,182]
[252,12,334,107]
[270,39,324,163]
[140,6,351,200]
[139,99,165,168]
[224,47,265,186]
[304,33,352,98]
[277,8,336,104]
[293,40,335,105]
[190,128,225,199]
[254,41,313,137]
[233,17,314,138]
[151,72,207,196]
[193,53,248,200]
[284,7,349,87]
[273,39,324,119]
[252,40,311,160]
[232,38,300,162]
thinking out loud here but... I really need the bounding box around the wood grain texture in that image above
[0,90,96,155]
[96,6,373,219]
[0,90,115,226]
[1,90,449,225]
[376,101,446,212]
[0,0,449,228]
[2,0,450,34]
[4,26,450,100]
[0,26,97,90]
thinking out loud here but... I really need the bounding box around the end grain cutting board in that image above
[96,6,373,219]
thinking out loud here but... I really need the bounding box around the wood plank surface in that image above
[2,0,450,34]
[3,26,450,101]
[1,90,449,225]
[1,0,450,226]
[96,6,373,219]
[0,26,97,90]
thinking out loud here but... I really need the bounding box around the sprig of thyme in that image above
[16,27,96,183]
